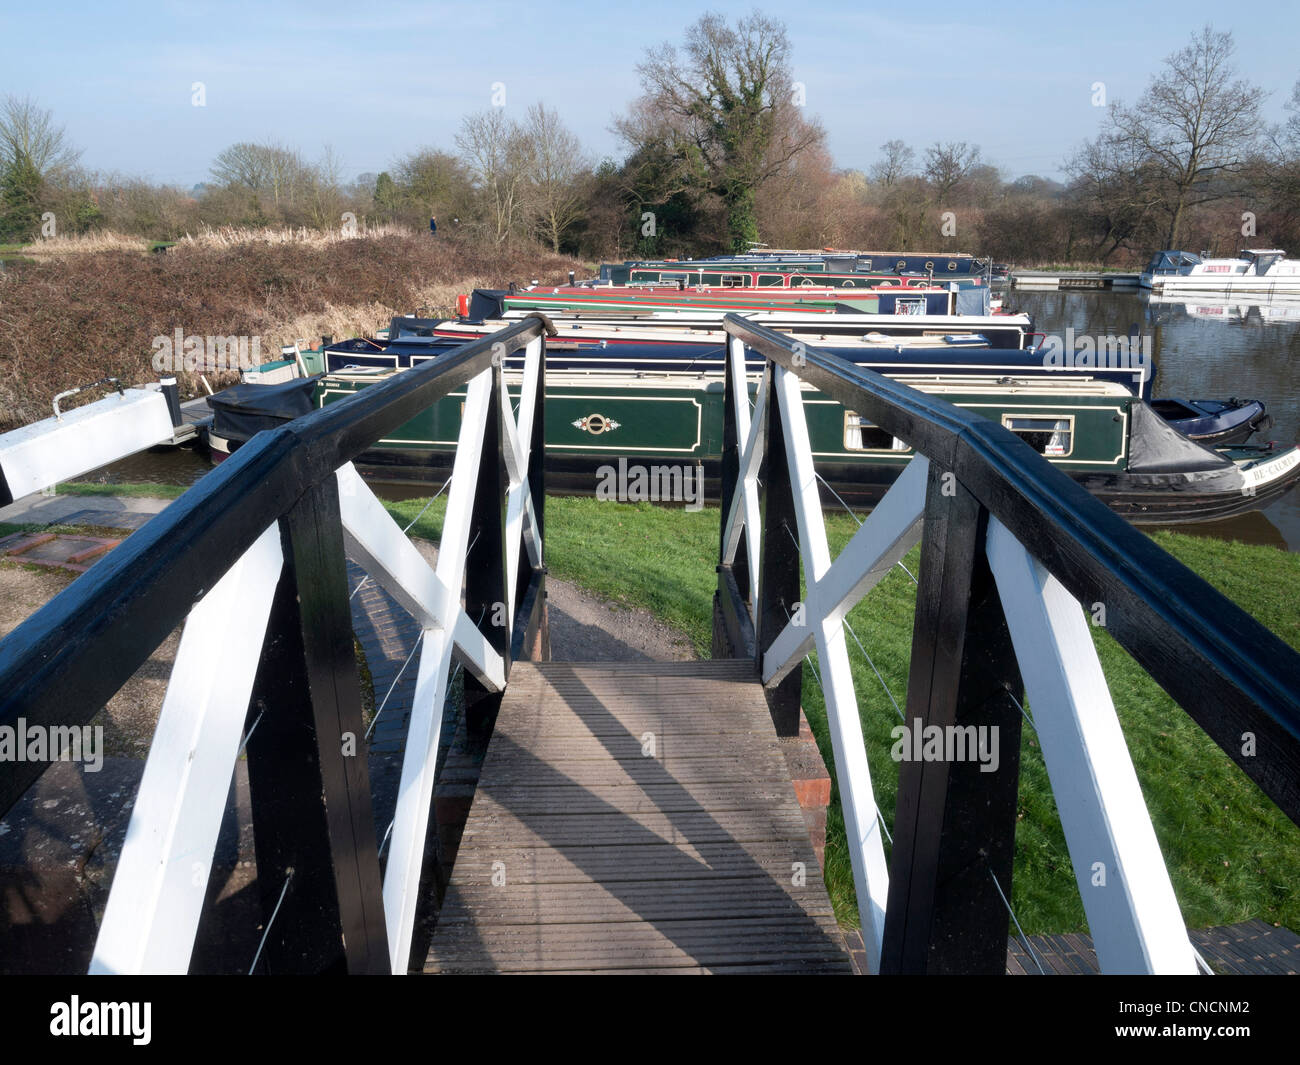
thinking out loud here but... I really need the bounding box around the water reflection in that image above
[78,446,211,487]
[1005,289,1300,552]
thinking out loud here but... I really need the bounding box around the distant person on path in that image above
[429,215,437,236]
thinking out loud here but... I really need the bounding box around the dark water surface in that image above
[86,289,1300,552]
[1005,289,1300,551]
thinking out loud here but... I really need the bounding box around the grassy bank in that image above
[0,228,586,432]
[383,492,1300,936]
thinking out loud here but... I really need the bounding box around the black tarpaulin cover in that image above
[468,289,509,320]
[209,376,318,444]
[1127,400,1235,475]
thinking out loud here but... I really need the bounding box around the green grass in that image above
[0,521,131,539]
[384,492,1300,937]
[382,494,721,653]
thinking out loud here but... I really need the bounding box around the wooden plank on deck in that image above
[425,661,852,974]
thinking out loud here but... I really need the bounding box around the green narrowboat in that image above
[312,368,1300,523]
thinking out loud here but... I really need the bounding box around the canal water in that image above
[82,289,1300,552]
[1006,289,1300,552]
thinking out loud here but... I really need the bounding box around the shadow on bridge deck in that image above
[425,661,852,974]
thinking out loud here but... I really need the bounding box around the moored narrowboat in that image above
[307,366,1300,524]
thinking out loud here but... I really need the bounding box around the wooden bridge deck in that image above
[425,660,853,974]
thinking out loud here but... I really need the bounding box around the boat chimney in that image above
[569,271,575,286]
[159,377,182,428]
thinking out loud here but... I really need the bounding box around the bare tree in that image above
[1065,132,1166,262]
[210,143,273,195]
[621,11,824,250]
[522,102,588,252]
[0,95,80,178]
[305,145,345,228]
[456,109,529,243]
[210,142,305,207]
[1287,80,1300,145]
[263,144,305,207]
[924,141,981,204]
[1104,26,1264,247]
[869,140,915,187]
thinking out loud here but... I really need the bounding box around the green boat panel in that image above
[316,371,1131,473]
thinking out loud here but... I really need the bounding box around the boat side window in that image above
[1002,415,1074,457]
[720,273,747,288]
[758,274,784,286]
[700,273,722,285]
[895,297,926,315]
[844,412,910,452]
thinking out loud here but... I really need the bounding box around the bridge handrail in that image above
[0,315,550,974]
[715,313,1300,975]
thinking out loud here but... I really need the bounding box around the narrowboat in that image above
[599,251,992,285]
[306,366,1300,524]
[462,284,967,318]
[314,313,1270,446]
[317,312,1159,398]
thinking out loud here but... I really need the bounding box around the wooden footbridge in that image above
[428,660,848,974]
[2,315,1299,975]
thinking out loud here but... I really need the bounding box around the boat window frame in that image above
[843,410,912,453]
[1001,413,1076,458]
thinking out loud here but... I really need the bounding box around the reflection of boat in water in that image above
[1141,249,1300,296]
[1143,291,1300,322]
[1158,505,1289,551]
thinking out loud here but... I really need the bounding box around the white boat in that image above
[1141,249,1300,296]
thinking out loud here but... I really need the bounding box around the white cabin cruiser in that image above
[1141,249,1300,296]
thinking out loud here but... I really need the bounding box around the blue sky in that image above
[2,0,1298,188]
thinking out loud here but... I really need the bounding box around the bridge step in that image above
[425,660,852,974]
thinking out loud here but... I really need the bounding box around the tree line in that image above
[2,18,1298,267]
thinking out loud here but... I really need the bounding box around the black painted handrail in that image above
[723,313,1300,825]
[0,317,549,815]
